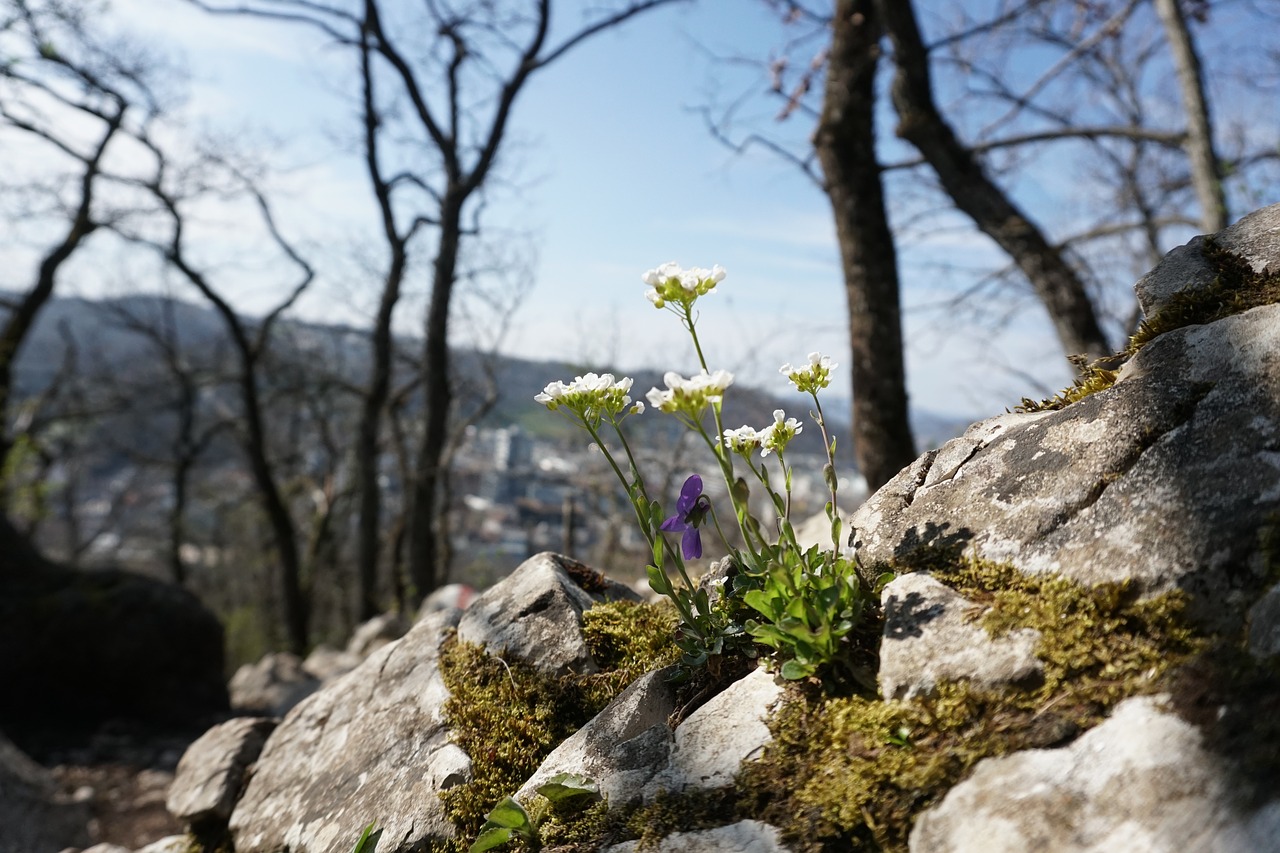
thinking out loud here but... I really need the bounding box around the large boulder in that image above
[849,228,1280,631]
[228,608,466,853]
[227,552,635,853]
[0,566,228,735]
[845,202,1280,850]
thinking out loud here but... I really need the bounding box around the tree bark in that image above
[1153,0,1227,233]
[407,194,462,603]
[876,0,1112,361]
[813,0,917,491]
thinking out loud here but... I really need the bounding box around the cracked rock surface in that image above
[226,552,634,853]
[879,572,1041,699]
[911,696,1280,853]
[850,300,1280,630]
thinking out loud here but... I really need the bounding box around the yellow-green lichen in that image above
[1017,238,1280,413]
[436,599,679,850]
[731,554,1203,853]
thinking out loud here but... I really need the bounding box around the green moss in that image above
[1017,237,1280,413]
[580,599,681,691]
[732,554,1203,853]
[437,599,679,851]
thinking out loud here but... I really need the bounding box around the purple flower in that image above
[660,474,711,560]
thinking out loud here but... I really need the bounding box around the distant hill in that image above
[3,290,972,462]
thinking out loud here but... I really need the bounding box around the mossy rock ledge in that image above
[167,204,1280,853]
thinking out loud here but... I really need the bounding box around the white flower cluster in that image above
[645,369,734,415]
[780,352,838,394]
[723,409,803,457]
[721,424,763,455]
[642,261,726,310]
[534,372,641,424]
[761,409,803,456]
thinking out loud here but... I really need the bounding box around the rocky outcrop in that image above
[227,608,466,853]
[0,566,227,735]
[457,552,638,675]
[912,696,1280,853]
[604,820,789,853]
[849,256,1280,630]
[144,204,1280,853]
[226,552,635,853]
[166,716,276,833]
[1135,202,1280,316]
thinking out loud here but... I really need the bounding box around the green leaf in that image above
[469,826,515,852]
[350,823,382,853]
[483,797,532,831]
[647,564,673,596]
[742,589,780,620]
[780,658,815,680]
[537,773,599,804]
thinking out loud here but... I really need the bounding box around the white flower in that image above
[780,351,838,393]
[640,262,726,310]
[722,425,763,454]
[759,409,803,456]
[645,369,735,415]
[642,261,682,287]
[535,372,638,425]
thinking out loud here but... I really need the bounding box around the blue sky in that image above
[58,0,1251,420]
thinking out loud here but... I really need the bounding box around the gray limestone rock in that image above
[227,652,320,716]
[300,645,362,682]
[227,608,466,853]
[167,716,277,830]
[1136,202,1280,317]
[225,552,637,853]
[458,551,639,676]
[641,668,784,799]
[604,820,791,853]
[516,667,678,806]
[345,612,410,658]
[911,695,1280,853]
[850,302,1280,631]
[879,572,1041,700]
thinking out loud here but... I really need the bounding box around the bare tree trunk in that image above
[813,0,916,491]
[156,187,315,655]
[407,196,462,604]
[353,17,411,621]
[355,263,400,619]
[1153,0,1227,233]
[876,0,1111,361]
